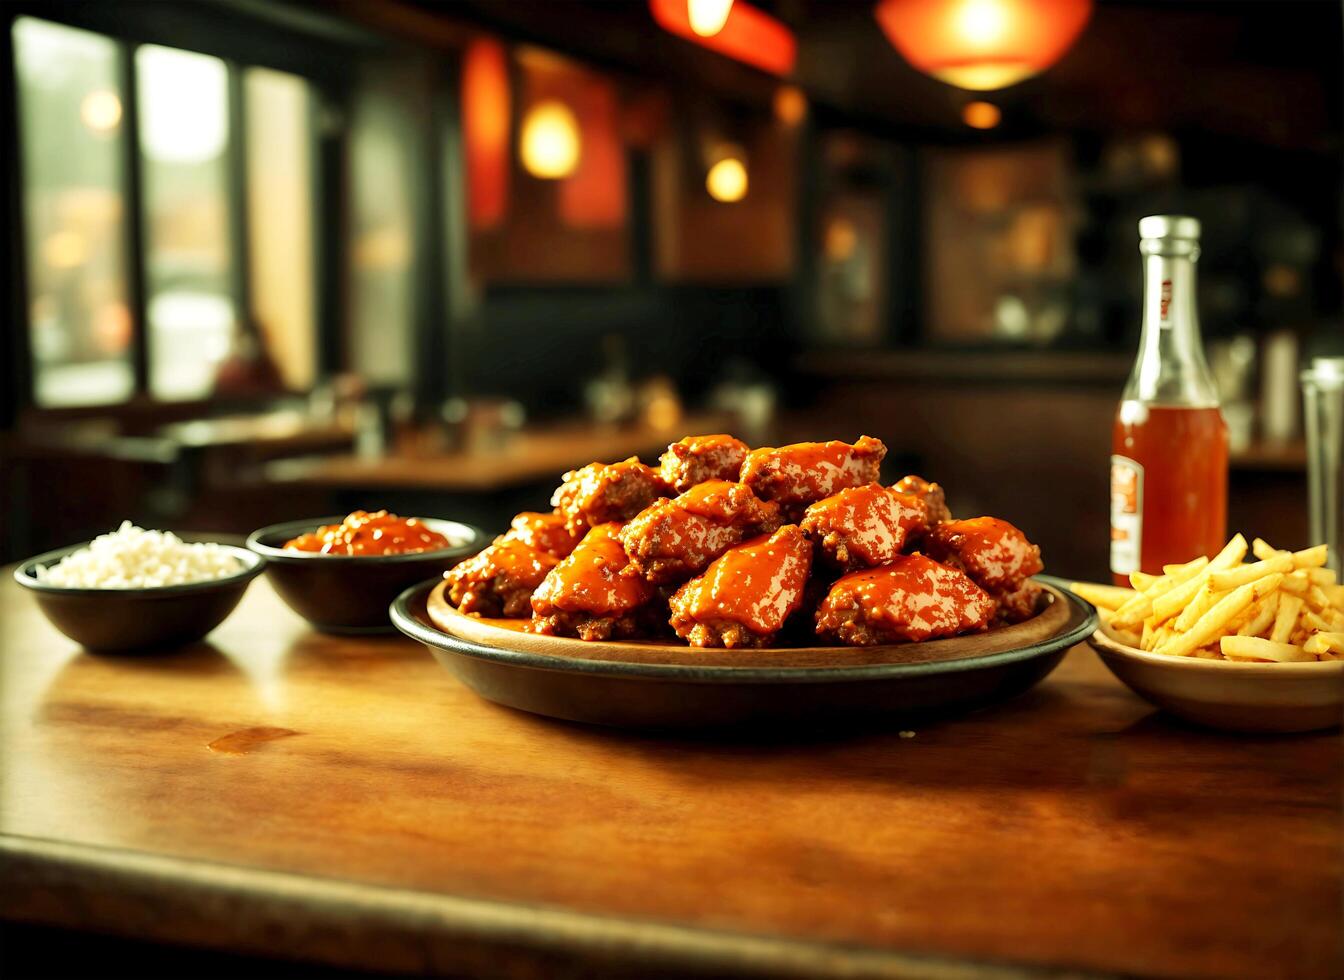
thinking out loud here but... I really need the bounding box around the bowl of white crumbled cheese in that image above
[14,522,265,652]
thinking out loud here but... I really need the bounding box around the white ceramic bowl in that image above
[1089,623,1343,733]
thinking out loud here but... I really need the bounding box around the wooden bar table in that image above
[2,573,1339,978]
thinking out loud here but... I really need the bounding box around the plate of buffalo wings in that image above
[391,434,1095,727]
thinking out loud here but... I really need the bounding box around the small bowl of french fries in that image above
[1072,535,1344,733]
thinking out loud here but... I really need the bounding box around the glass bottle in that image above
[1111,215,1229,584]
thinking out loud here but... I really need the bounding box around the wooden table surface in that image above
[2,573,1339,979]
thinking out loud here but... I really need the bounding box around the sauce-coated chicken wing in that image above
[801,483,927,570]
[551,457,671,534]
[620,480,782,584]
[531,523,657,640]
[740,436,886,516]
[445,538,558,618]
[814,554,995,645]
[923,517,1045,624]
[923,517,1043,590]
[499,510,583,559]
[658,434,750,493]
[668,525,812,648]
[891,474,952,525]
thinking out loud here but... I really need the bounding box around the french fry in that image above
[1208,553,1294,591]
[1140,619,1155,650]
[1069,581,1135,611]
[1173,582,1221,632]
[1324,584,1344,608]
[1290,544,1329,569]
[1304,632,1344,657]
[1150,535,1247,625]
[1270,594,1304,644]
[1156,573,1283,659]
[1220,635,1314,663]
[1306,585,1333,612]
[1163,557,1208,575]
[1251,539,1330,569]
[1110,556,1209,630]
[1236,592,1280,637]
[1280,571,1310,595]
[1129,571,1162,591]
[1307,568,1338,587]
[1303,609,1335,633]
[1251,537,1280,561]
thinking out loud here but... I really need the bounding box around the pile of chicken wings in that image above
[446,434,1044,648]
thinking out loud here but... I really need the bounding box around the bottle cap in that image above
[1139,215,1201,241]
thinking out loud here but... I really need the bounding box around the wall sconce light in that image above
[520,99,581,180]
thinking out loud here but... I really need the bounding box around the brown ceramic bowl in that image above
[1089,622,1344,733]
[14,542,264,653]
[247,517,485,634]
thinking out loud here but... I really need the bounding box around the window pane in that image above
[14,17,133,407]
[348,61,419,386]
[245,67,315,390]
[136,44,234,400]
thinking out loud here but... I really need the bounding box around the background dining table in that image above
[1,570,1339,979]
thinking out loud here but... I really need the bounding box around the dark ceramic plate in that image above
[247,517,485,634]
[390,575,1097,729]
[14,542,264,653]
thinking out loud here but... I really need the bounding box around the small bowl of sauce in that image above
[282,510,455,557]
[248,511,484,633]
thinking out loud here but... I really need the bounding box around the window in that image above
[10,16,321,408]
[137,45,234,400]
[348,61,419,386]
[245,68,316,391]
[14,17,134,407]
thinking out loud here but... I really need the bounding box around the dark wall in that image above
[459,285,795,414]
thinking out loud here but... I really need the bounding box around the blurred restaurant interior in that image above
[2,0,1342,581]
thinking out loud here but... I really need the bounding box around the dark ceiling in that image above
[378,0,1341,150]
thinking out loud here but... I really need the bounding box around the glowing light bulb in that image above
[773,85,807,126]
[956,0,1009,46]
[706,156,747,203]
[688,0,734,37]
[520,100,581,180]
[962,100,1001,129]
[80,90,122,132]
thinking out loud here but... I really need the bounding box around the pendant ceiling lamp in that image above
[649,0,796,77]
[874,0,1092,91]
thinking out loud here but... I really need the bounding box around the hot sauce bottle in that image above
[1111,215,1229,584]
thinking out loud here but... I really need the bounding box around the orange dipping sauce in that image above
[283,510,452,556]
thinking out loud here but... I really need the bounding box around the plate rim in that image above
[390,574,1097,684]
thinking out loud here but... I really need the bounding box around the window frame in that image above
[2,1,358,422]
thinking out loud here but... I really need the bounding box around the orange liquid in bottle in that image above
[1111,404,1228,584]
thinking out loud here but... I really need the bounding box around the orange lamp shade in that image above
[649,0,796,77]
[874,0,1092,91]
[462,38,511,231]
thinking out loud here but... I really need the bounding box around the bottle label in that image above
[1110,455,1143,575]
